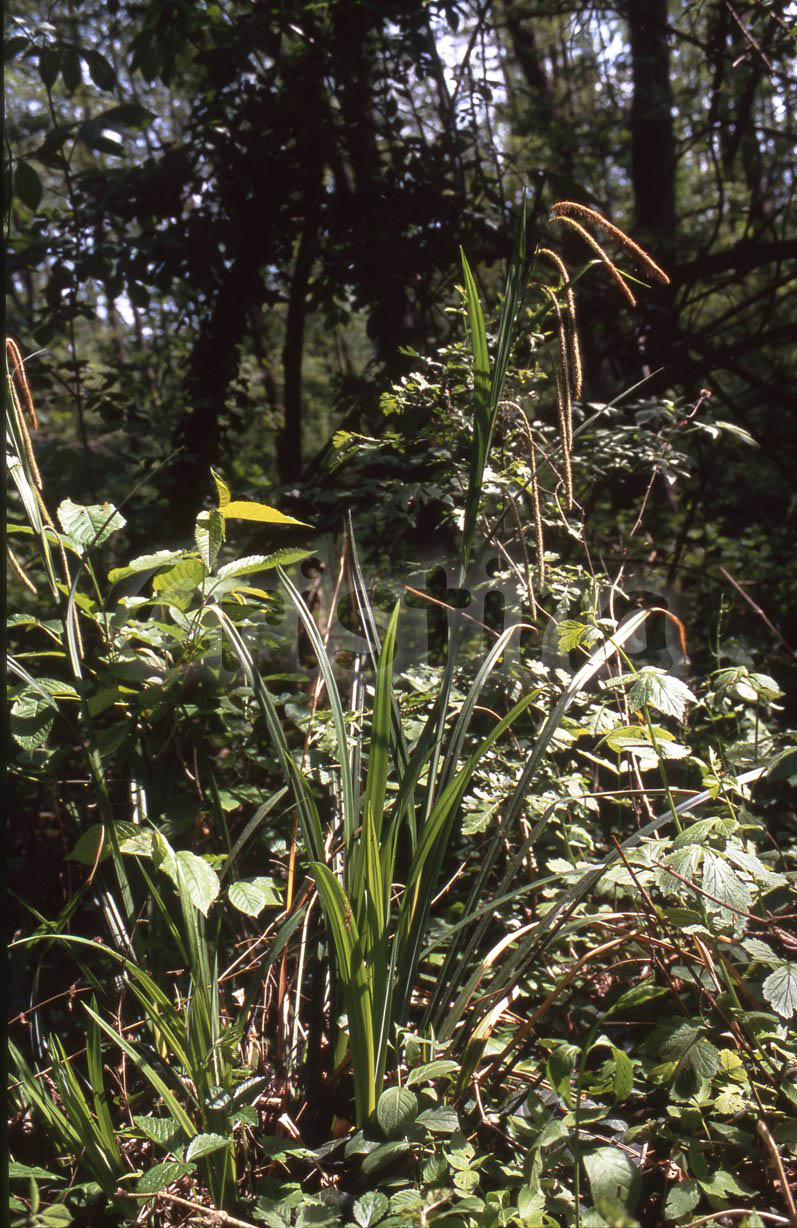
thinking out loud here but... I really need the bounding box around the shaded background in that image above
[6,0,797,690]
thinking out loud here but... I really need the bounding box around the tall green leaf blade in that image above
[278,568,358,859]
[459,766,767,1049]
[83,1004,197,1138]
[393,692,536,1024]
[364,602,399,850]
[207,605,324,864]
[460,250,491,565]
[309,863,376,1124]
[460,197,527,566]
[488,193,527,416]
[85,999,123,1164]
[347,516,410,793]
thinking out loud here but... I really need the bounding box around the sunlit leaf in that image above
[220,501,312,528]
[57,499,125,548]
[376,1086,418,1139]
[763,964,797,1019]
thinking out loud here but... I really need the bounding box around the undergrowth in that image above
[7,203,797,1228]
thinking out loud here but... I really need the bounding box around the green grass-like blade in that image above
[84,1003,197,1139]
[48,1033,121,1190]
[393,692,536,1025]
[278,568,358,860]
[309,863,376,1125]
[85,999,124,1164]
[460,251,491,567]
[363,602,399,851]
[434,608,654,1038]
[347,515,410,784]
[461,195,527,566]
[208,604,324,864]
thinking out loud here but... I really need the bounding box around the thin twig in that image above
[719,566,797,658]
[120,1189,260,1227]
[757,1118,797,1226]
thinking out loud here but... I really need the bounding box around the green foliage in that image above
[7,230,796,1228]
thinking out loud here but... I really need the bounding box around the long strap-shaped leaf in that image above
[392,691,537,1027]
[352,602,399,922]
[461,195,527,567]
[439,622,536,791]
[278,567,358,862]
[208,604,324,865]
[347,514,410,786]
[309,862,376,1124]
[84,1003,197,1138]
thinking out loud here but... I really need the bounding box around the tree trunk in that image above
[626,0,676,256]
[168,248,268,538]
[278,207,320,484]
[625,0,678,380]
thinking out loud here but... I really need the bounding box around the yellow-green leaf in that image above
[220,501,312,529]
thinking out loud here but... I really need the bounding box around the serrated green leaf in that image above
[698,1166,755,1198]
[724,842,785,886]
[56,499,125,547]
[714,1088,747,1115]
[135,1159,190,1194]
[230,1076,268,1108]
[8,1162,65,1181]
[195,508,224,570]
[517,1185,546,1219]
[217,548,311,579]
[583,1146,641,1213]
[607,668,696,720]
[228,877,282,917]
[33,1207,73,1226]
[185,1132,229,1161]
[132,1115,185,1151]
[361,1140,410,1175]
[152,558,206,609]
[376,1086,418,1139]
[672,818,719,849]
[763,964,797,1019]
[120,828,156,857]
[556,619,600,652]
[611,1047,634,1102]
[663,1179,700,1220]
[10,694,54,749]
[353,1191,389,1226]
[702,850,752,917]
[68,822,130,865]
[743,937,779,963]
[655,1020,721,1081]
[211,468,230,508]
[163,850,220,916]
[416,1105,459,1133]
[606,981,669,1015]
[108,550,187,584]
[605,723,689,761]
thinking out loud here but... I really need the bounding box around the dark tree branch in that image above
[673,238,797,284]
